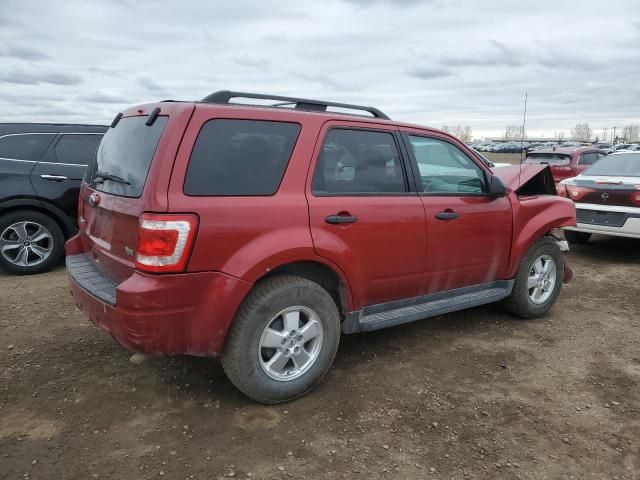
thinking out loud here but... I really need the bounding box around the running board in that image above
[342,280,514,334]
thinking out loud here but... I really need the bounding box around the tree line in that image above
[440,123,639,144]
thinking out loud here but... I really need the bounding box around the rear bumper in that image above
[565,204,640,239]
[66,248,252,357]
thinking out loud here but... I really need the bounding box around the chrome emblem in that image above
[124,246,134,257]
[601,193,609,201]
[88,193,100,207]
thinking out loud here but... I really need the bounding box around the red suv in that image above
[66,91,576,403]
[525,146,606,184]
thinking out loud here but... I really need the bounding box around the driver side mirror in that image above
[488,174,507,197]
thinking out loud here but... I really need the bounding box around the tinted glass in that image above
[578,152,599,165]
[312,129,406,194]
[525,153,571,165]
[55,134,103,165]
[184,120,300,196]
[408,136,485,194]
[584,153,640,177]
[0,134,55,161]
[88,116,167,197]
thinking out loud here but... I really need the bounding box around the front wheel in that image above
[221,274,341,404]
[502,237,564,319]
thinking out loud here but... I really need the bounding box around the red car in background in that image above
[525,146,606,184]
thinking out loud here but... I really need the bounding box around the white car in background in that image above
[558,152,640,243]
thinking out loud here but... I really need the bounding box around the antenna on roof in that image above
[517,92,528,191]
[520,92,528,164]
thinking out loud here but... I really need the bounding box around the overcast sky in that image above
[1,0,638,139]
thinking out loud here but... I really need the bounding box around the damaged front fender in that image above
[498,165,577,279]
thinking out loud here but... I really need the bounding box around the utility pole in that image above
[612,126,618,143]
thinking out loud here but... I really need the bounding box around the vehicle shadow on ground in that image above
[0,259,66,277]
[136,301,514,404]
[568,234,640,264]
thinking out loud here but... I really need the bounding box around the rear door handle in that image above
[325,214,358,224]
[40,174,68,181]
[435,211,459,220]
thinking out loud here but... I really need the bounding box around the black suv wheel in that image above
[0,210,65,275]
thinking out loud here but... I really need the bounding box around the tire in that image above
[565,230,591,245]
[502,237,564,319]
[221,274,341,404]
[0,210,65,275]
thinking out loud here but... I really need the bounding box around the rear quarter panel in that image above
[167,106,355,308]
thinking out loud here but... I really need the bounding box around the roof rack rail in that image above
[201,90,390,120]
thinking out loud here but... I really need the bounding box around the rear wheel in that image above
[221,274,341,404]
[503,237,563,319]
[0,210,64,275]
[565,230,591,245]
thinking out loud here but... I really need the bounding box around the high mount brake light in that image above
[135,213,198,273]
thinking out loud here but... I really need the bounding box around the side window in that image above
[54,134,103,165]
[408,136,486,194]
[0,134,55,161]
[184,119,301,196]
[312,129,407,195]
[578,152,600,165]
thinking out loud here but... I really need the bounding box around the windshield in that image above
[86,116,167,197]
[525,153,571,165]
[583,153,640,177]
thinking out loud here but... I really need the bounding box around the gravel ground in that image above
[1,233,639,480]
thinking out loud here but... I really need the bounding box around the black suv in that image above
[0,123,107,274]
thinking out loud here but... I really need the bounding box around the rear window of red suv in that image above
[525,153,571,165]
[184,119,300,196]
[87,115,167,197]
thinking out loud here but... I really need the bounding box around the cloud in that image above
[137,76,168,95]
[230,54,270,70]
[0,68,83,86]
[77,91,129,104]
[0,0,637,138]
[407,65,453,80]
[1,44,49,61]
[339,0,429,6]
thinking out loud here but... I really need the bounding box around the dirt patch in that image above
[1,235,639,479]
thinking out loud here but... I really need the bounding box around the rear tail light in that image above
[631,191,640,206]
[554,166,575,172]
[556,183,568,197]
[135,213,198,273]
[565,185,588,201]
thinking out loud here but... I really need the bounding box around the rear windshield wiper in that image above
[93,170,130,185]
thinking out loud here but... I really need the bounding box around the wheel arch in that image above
[0,198,76,238]
[507,196,575,278]
[254,259,354,320]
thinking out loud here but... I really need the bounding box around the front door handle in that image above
[435,210,459,220]
[40,174,68,182]
[325,214,358,224]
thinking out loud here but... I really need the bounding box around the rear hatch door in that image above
[79,104,194,283]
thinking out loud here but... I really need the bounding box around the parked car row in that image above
[472,141,640,155]
[473,143,525,153]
